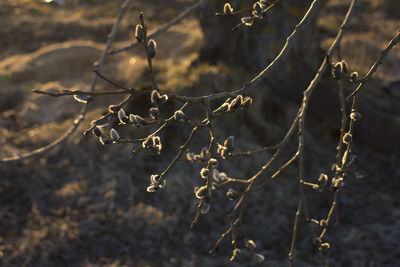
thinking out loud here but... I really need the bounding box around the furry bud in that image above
[230,95,243,110]
[226,188,239,200]
[174,110,186,122]
[186,152,196,162]
[215,102,230,114]
[110,128,120,141]
[242,96,253,109]
[142,136,153,149]
[147,39,157,58]
[254,253,265,263]
[208,158,218,167]
[99,136,110,146]
[350,110,361,121]
[332,62,343,80]
[350,71,359,82]
[241,17,253,27]
[118,109,129,124]
[245,239,256,248]
[149,107,160,121]
[108,104,121,113]
[319,242,330,252]
[318,173,328,187]
[200,167,210,179]
[74,94,93,103]
[146,185,157,193]
[195,185,208,199]
[223,3,233,15]
[201,199,210,214]
[129,114,146,126]
[134,24,145,43]
[150,90,160,104]
[340,60,349,74]
[343,133,352,144]
[92,126,102,137]
[158,94,168,105]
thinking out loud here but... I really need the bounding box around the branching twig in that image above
[237,0,321,94]
[347,30,400,99]
[108,0,208,56]
[0,0,135,164]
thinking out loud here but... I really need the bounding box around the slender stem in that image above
[348,30,400,99]
[0,0,135,163]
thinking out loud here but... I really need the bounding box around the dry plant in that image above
[1,0,399,265]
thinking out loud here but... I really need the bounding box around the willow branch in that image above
[236,0,321,94]
[0,0,134,164]
[347,30,400,99]
[108,0,207,56]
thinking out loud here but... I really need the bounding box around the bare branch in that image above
[0,0,135,164]
[108,0,208,56]
[347,30,400,98]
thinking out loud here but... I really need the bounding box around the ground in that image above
[0,0,399,266]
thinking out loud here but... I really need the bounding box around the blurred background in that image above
[0,0,399,266]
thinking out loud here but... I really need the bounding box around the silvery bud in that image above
[134,24,145,43]
[350,71,359,82]
[230,95,243,110]
[110,128,120,141]
[332,62,343,80]
[195,185,208,199]
[242,96,253,109]
[150,90,160,104]
[208,158,218,167]
[223,3,233,15]
[146,185,157,193]
[142,136,152,148]
[216,102,230,113]
[108,104,121,113]
[174,110,186,122]
[245,239,256,248]
[99,136,110,146]
[201,198,211,214]
[318,173,328,187]
[254,253,265,263]
[241,16,254,27]
[350,110,361,121]
[341,60,349,74]
[186,152,196,162]
[200,167,210,179]
[343,133,352,144]
[319,242,330,252]
[149,107,160,121]
[129,114,146,126]
[147,39,157,58]
[92,126,102,137]
[226,188,239,200]
[118,109,129,124]
[158,94,168,105]
[74,94,93,103]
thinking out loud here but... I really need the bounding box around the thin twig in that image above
[236,0,321,94]
[0,0,134,164]
[347,30,400,99]
[108,0,208,56]
[289,1,358,265]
